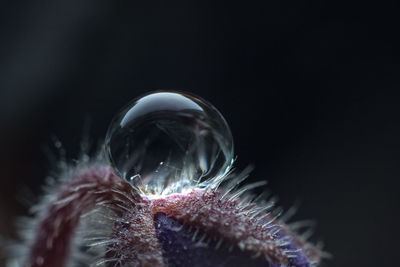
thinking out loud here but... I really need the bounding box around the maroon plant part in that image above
[8,91,325,266]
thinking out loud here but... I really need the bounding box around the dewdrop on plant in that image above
[104,91,324,266]
[9,90,325,267]
[105,91,234,196]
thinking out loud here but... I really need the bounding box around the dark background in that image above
[0,1,399,266]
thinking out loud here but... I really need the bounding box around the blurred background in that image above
[0,1,399,266]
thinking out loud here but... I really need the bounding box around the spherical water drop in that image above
[105,91,234,195]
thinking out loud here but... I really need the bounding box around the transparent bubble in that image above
[105,91,234,195]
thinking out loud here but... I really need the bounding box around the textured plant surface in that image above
[6,157,325,267]
[7,91,326,266]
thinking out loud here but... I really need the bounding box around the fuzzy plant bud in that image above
[8,91,325,267]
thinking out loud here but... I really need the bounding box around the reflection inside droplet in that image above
[105,91,234,195]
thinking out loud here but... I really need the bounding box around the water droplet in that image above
[105,91,234,194]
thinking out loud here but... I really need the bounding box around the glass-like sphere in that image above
[105,91,234,194]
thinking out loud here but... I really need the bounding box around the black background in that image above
[0,1,399,266]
